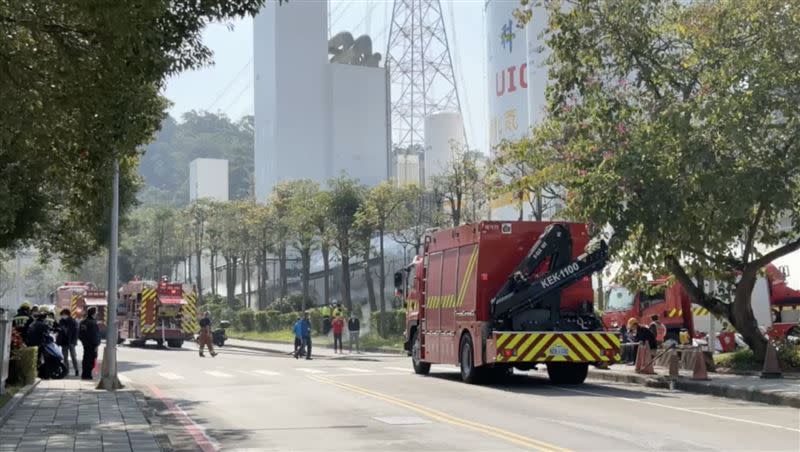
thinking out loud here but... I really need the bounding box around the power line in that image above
[206,59,252,111]
[220,80,253,116]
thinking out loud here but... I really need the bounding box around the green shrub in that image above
[393,310,406,335]
[255,311,269,332]
[264,310,281,330]
[8,347,37,386]
[238,309,255,331]
[370,310,405,338]
[309,309,322,334]
[278,313,299,330]
[776,341,800,370]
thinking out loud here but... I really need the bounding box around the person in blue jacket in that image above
[300,312,312,360]
[292,316,304,359]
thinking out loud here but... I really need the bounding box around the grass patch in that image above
[227,328,403,350]
[715,343,800,372]
[0,386,21,410]
[360,333,404,350]
[714,349,760,371]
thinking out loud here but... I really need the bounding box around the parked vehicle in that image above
[117,278,199,348]
[396,221,619,385]
[38,337,67,380]
[213,321,229,347]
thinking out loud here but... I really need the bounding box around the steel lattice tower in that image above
[386,0,463,150]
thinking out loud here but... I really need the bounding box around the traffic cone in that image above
[668,349,680,379]
[637,345,656,375]
[760,342,783,379]
[691,349,710,380]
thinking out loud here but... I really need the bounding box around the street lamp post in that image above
[99,159,122,390]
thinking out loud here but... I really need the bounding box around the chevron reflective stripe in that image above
[182,291,199,334]
[425,246,479,310]
[140,288,157,334]
[667,308,684,318]
[692,306,710,316]
[495,331,621,363]
[70,294,79,318]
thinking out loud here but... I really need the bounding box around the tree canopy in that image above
[508,0,800,358]
[0,0,273,265]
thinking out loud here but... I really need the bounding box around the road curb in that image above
[587,369,800,408]
[0,379,40,428]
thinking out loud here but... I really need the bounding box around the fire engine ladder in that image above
[490,224,609,320]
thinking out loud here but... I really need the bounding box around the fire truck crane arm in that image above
[491,240,609,320]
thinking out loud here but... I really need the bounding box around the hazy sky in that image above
[163,0,490,153]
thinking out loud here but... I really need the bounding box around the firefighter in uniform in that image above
[13,302,33,337]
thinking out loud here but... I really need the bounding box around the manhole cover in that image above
[373,416,431,425]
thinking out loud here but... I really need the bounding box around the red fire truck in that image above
[53,282,108,336]
[395,221,620,385]
[602,263,800,341]
[117,278,199,348]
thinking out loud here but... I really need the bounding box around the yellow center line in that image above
[309,375,572,452]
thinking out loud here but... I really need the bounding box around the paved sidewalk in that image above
[0,378,160,452]
[588,363,800,408]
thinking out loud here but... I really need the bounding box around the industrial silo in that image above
[423,111,465,187]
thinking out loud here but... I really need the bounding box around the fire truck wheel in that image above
[167,340,184,348]
[156,339,164,348]
[546,363,588,385]
[411,330,431,375]
[129,340,146,347]
[459,334,484,384]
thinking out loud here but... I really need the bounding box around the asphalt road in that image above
[115,341,800,452]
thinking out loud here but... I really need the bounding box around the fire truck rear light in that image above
[481,273,489,281]
[503,349,514,358]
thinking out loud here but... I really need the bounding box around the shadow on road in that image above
[427,370,668,400]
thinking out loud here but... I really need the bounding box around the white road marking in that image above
[384,366,411,372]
[204,370,233,378]
[158,372,185,380]
[253,370,281,376]
[338,367,373,373]
[554,386,800,433]
[296,368,327,374]
[324,372,408,377]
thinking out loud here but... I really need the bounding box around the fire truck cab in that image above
[397,221,620,385]
[53,282,108,337]
[117,278,199,348]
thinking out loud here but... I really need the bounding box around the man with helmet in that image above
[13,302,33,337]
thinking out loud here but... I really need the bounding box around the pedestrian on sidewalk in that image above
[79,307,101,380]
[321,304,332,335]
[301,312,312,360]
[332,315,344,353]
[198,311,218,358]
[57,308,79,377]
[293,316,304,359]
[348,313,360,353]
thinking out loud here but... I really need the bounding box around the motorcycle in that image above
[38,336,67,380]
[212,320,229,347]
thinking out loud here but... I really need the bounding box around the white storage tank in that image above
[486,0,530,151]
[423,111,465,187]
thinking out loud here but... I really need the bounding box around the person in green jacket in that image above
[321,304,332,335]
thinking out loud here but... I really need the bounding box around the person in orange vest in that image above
[198,311,218,358]
[648,314,667,348]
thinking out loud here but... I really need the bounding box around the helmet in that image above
[20,301,31,310]
[38,305,51,314]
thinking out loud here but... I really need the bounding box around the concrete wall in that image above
[189,158,229,201]
[329,63,389,186]
[254,0,330,201]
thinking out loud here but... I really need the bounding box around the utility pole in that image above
[99,159,122,390]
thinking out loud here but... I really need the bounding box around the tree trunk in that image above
[340,249,352,312]
[733,269,767,360]
[379,229,386,312]
[278,244,288,297]
[225,256,234,308]
[195,249,203,304]
[301,246,311,310]
[209,252,216,296]
[245,252,251,309]
[364,250,377,313]
[322,243,330,306]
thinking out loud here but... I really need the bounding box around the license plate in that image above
[548,345,569,356]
